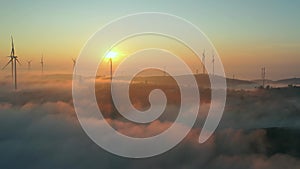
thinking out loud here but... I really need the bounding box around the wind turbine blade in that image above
[2,60,13,70]
[11,36,15,56]
[11,36,14,49]
[16,59,21,65]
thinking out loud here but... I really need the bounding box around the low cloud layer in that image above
[0,74,299,169]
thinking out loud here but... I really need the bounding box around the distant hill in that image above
[252,79,275,84]
[276,78,300,85]
[43,73,298,89]
[252,78,300,87]
[123,74,257,89]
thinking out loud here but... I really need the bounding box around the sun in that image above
[106,51,118,59]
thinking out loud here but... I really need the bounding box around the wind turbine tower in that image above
[72,58,77,77]
[202,49,206,74]
[27,60,32,71]
[40,54,44,74]
[72,58,76,70]
[261,67,266,88]
[212,51,215,76]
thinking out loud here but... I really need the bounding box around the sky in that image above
[0,0,299,80]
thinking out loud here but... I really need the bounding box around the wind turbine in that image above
[40,54,44,74]
[261,67,266,88]
[202,49,206,74]
[72,58,77,77]
[106,51,117,81]
[212,50,215,76]
[72,58,76,70]
[27,60,32,71]
[2,36,20,90]
[109,57,112,81]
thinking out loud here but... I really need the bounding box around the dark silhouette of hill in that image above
[276,78,300,85]
[126,74,256,89]
[42,73,298,89]
[253,78,300,87]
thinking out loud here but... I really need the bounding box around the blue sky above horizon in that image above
[0,0,299,80]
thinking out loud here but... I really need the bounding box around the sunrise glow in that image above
[0,1,299,168]
[106,51,118,59]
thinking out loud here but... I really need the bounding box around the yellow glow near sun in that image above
[106,51,118,59]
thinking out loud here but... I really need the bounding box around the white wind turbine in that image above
[2,36,21,90]
[40,54,44,74]
[27,60,32,71]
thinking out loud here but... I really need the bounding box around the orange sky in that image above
[0,1,299,80]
